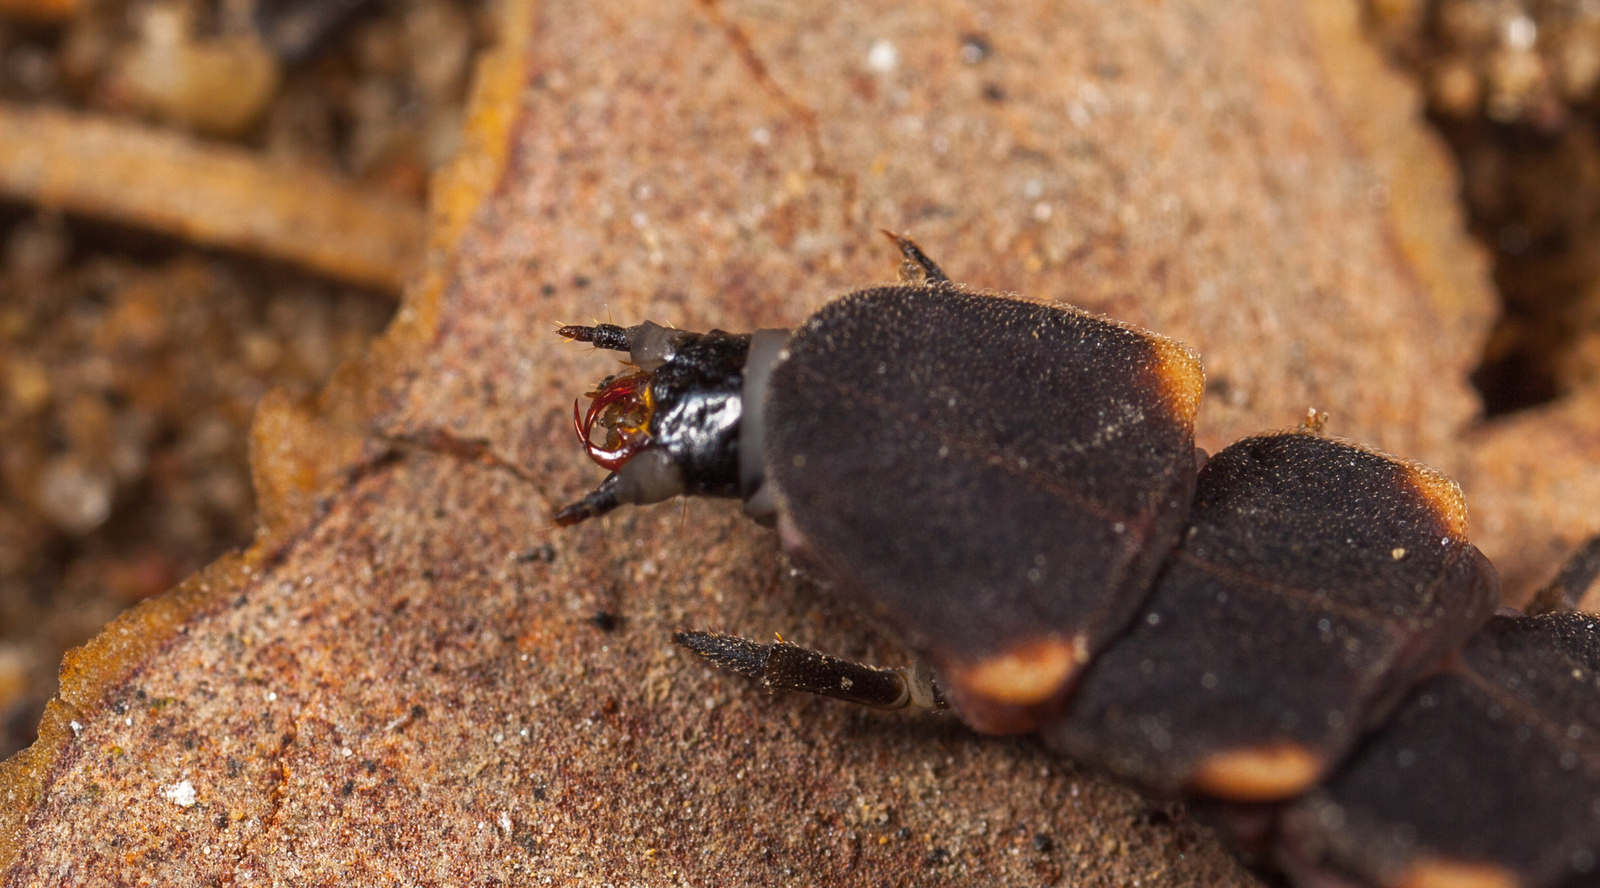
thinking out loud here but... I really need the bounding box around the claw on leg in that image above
[879,230,950,285]
[675,630,946,711]
[553,473,624,526]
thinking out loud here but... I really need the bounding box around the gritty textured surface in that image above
[0,0,1554,885]
[11,457,1242,885]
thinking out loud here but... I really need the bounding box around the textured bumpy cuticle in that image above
[766,285,1203,734]
[1045,431,1500,800]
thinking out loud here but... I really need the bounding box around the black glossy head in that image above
[552,232,942,527]
[642,330,749,495]
[555,322,753,525]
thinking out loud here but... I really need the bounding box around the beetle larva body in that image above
[555,236,1600,888]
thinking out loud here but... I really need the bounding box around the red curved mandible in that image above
[572,374,653,472]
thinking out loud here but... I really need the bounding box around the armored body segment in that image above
[1044,431,1500,800]
[1279,613,1600,888]
[764,285,1203,734]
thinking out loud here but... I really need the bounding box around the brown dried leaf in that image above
[5,0,1584,884]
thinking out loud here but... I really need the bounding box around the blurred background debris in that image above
[0,0,487,757]
[1366,0,1600,413]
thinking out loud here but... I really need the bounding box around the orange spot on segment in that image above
[1187,743,1325,801]
[1397,858,1518,888]
[1401,462,1470,541]
[1146,334,1205,423]
[953,635,1088,705]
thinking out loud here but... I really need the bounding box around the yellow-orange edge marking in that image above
[1401,462,1470,541]
[1187,743,1325,801]
[1147,334,1205,424]
[1397,857,1518,888]
[953,635,1088,706]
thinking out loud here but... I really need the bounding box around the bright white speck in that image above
[124,717,132,727]
[70,721,82,736]
[341,747,353,757]
[1506,15,1537,50]
[161,780,197,808]
[867,39,899,72]
[266,691,277,702]
[500,812,513,833]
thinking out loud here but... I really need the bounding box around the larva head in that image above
[555,321,788,526]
